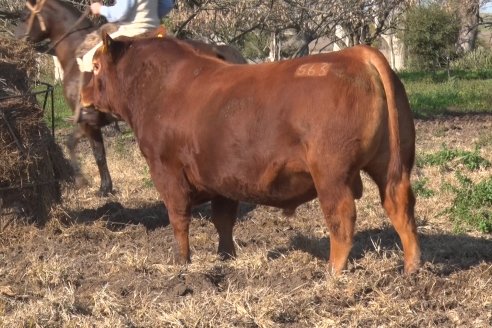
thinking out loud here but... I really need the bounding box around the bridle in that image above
[23,0,48,38]
[22,0,92,53]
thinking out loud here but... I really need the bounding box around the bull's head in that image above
[14,0,50,42]
[79,33,129,121]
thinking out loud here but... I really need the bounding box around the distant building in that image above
[309,30,405,71]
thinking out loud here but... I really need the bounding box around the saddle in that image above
[75,24,167,58]
[75,23,119,59]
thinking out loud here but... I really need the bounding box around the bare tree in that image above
[335,0,412,48]
[168,0,411,60]
[430,0,492,53]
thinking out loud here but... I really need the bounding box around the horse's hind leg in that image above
[81,123,113,196]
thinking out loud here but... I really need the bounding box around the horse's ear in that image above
[101,32,126,63]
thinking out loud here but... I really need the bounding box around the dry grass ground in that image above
[1,115,491,327]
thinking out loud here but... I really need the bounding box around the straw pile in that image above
[0,37,71,223]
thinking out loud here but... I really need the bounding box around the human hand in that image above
[90,2,102,15]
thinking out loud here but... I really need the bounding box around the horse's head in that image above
[14,0,50,42]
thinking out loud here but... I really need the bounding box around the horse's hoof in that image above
[96,188,115,197]
[75,176,89,188]
[218,251,236,261]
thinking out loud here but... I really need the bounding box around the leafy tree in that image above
[403,3,460,71]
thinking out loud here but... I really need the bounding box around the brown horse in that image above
[15,0,246,196]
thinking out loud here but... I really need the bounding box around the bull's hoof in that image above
[174,254,191,266]
[403,258,421,275]
[282,207,297,217]
[327,262,346,276]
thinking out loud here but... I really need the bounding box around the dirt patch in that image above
[0,115,491,327]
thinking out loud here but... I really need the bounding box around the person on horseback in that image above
[75,0,174,125]
[78,0,174,72]
[158,0,175,19]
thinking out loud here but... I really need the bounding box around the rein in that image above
[44,7,91,54]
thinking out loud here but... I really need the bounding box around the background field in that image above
[1,71,491,327]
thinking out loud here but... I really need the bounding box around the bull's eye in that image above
[93,62,100,75]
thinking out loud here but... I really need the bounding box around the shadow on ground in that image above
[65,200,490,276]
[66,201,256,230]
[269,227,492,275]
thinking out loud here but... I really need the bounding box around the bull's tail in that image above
[361,45,402,191]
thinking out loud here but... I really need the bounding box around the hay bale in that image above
[0,37,36,97]
[0,37,72,224]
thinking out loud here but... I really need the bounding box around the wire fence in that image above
[0,80,55,141]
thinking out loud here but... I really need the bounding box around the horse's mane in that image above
[136,36,209,59]
[54,0,94,27]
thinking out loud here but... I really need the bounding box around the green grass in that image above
[399,69,492,82]
[33,82,73,129]
[417,145,491,171]
[141,165,154,189]
[448,173,492,233]
[114,129,136,156]
[401,74,492,118]
[413,177,435,198]
[416,143,492,233]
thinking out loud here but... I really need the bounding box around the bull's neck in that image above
[112,93,143,139]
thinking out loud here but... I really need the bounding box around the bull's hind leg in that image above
[322,186,357,274]
[311,167,357,274]
[365,166,420,274]
[211,197,239,259]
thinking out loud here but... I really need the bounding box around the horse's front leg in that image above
[80,123,113,196]
[66,125,89,188]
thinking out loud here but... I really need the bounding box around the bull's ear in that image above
[155,25,167,38]
[101,32,127,63]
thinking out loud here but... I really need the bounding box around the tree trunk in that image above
[457,0,480,53]
[268,31,280,62]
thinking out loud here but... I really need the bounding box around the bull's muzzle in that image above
[73,105,99,126]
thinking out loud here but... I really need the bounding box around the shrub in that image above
[450,47,492,70]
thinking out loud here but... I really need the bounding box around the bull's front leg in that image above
[150,166,193,264]
[167,206,192,264]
